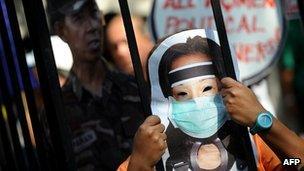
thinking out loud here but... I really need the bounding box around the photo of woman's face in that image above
[171,53,219,101]
[169,53,223,170]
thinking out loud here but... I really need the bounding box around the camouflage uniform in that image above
[61,61,145,171]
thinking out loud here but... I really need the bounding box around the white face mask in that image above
[169,94,229,138]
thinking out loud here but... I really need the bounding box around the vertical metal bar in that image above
[210,0,257,170]
[118,0,152,117]
[117,0,165,170]
[0,35,22,171]
[210,0,236,79]
[20,0,76,170]
[298,0,304,25]
[0,126,6,170]
[0,75,18,170]
[0,0,39,169]
[1,0,50,169]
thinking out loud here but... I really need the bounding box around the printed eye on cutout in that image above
[203,86,212,92]
[177,92,188,97]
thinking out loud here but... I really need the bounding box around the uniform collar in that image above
[65,59,114,102]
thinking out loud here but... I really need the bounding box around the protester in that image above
[119,77,304,170]
[220,77,304,170]
[118,76,304,171]
[46,0,145,170]
[117,30,285,171]
[105,14,153,78]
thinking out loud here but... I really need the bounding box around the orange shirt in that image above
[253,135,283,171]
[117,157,130,171]
[117,135,283,171]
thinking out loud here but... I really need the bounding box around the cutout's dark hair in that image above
[156,36,224,97]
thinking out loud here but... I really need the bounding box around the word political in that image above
[160,0,279,63]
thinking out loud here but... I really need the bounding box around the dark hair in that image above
[46,0,98,33]
[46,0,69,32]
[157,36,224,97]
[47,11,65,33]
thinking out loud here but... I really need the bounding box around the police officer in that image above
[47,0,145,170]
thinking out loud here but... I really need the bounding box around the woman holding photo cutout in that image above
[118,29,288,171]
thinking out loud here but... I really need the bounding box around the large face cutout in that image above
[148,29,240,171]
[168,51,223,171]
[163,44,227,139]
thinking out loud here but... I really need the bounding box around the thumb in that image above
[221,77,240,88]
[144,115,161,126]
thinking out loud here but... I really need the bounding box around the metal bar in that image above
[0,0,40,169]
[20,0,76,170]
[1,0,50,169]
[0,76,18,171]
[298,0,304,25]
[0,35,22,171]
[210,0,257,170]
[117,0,165,170]
[117,0,152,117]
[0,126,6,170]
[210,0,236,79]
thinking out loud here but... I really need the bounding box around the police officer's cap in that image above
[47,0,93,27]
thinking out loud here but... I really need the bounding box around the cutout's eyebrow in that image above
[199,78,206,82]
[173,83,184,88]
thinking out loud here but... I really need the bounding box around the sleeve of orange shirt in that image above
[117,157,129,171]
[253,134,284,171]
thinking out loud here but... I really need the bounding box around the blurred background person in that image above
[105,14,154,79]
[279,0,304,135]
